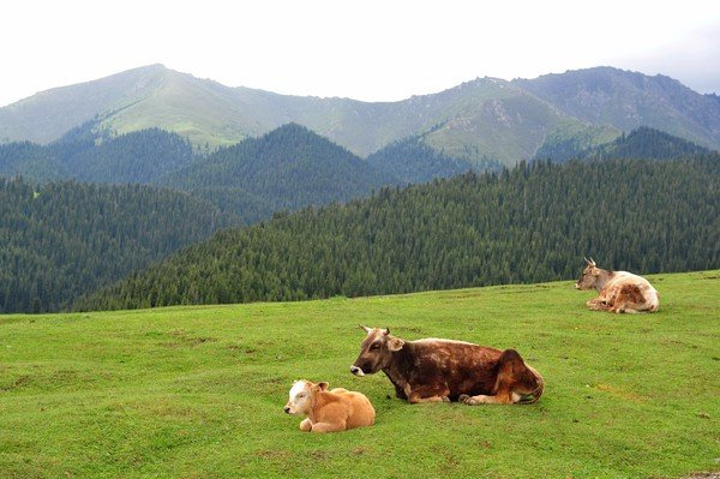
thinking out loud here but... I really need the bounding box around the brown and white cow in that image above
[350,326,544,405]
[283,379,375,433]
[575,258,660,313]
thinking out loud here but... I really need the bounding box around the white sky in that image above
[2,0,719,107]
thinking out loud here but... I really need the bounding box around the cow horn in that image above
[383,328,390,336]
[359,325,371,333]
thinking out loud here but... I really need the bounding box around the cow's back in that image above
[408,339,503,399]
[328,390,375,428]
[604,271,659,312]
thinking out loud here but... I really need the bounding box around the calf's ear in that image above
[387,337,405,352]
[317,382,329,391]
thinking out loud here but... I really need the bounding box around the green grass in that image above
[1,271,718,478]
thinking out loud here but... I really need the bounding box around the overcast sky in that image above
[2,0,719,107]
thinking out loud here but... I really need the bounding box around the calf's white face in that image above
[284,380,313,415]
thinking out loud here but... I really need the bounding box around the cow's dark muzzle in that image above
[350,365,365,377]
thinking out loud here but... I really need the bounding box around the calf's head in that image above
[284,380,328,415]
[350,326,405,376]
[575,257,600,290]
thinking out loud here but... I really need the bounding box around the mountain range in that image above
[2,64,719,166]
[2,63,720,314]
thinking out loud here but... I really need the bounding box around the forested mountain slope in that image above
[0,127,198,184]
[0,124,403,224]
[162,123,393,220]
[76,154,720,311]
[366,136,492,184]
[59,127,198,184]
[0,178,237,313]
[0,141,63,182]
[535,126,712,162]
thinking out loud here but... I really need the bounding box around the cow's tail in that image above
[518,367,545,405]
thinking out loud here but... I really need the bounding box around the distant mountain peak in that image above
[1,65,719,164]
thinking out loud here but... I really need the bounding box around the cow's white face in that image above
[284,380,313,415]
[350,326,405,376]
[284,380,328,415]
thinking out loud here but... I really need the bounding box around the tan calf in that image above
[283,380,375,433]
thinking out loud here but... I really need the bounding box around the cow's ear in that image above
[317,382,329,391]
[591,268,601,276]
[360,325,371,333]
[387,337,405,352]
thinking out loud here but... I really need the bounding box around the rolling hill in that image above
[2,65,719,167]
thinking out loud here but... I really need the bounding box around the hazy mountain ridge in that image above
[515,67,720,150]
[0,65,168,144]
[3,65,719,166]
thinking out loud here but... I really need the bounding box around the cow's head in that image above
[350,326,405,376]
[284,379,328,415]
[575,257,599,290]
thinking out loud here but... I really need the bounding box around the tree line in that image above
[75,154,720,311]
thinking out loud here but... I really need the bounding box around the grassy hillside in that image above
[420,79,586,164]
[1,271,718,478]
[99,68,269,148]
[0,65,172,144]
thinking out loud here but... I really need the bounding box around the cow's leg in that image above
[393,384,408,400]
[610,304,627,313]
[309,421,346,433]
[461,349,543,405]
[611,284,647,313]
[299,418,313,432]
[406,384,451,404]
[459,391,513,405]
[587,297,612,311]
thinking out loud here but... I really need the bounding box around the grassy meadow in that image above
[1,270,718,478]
